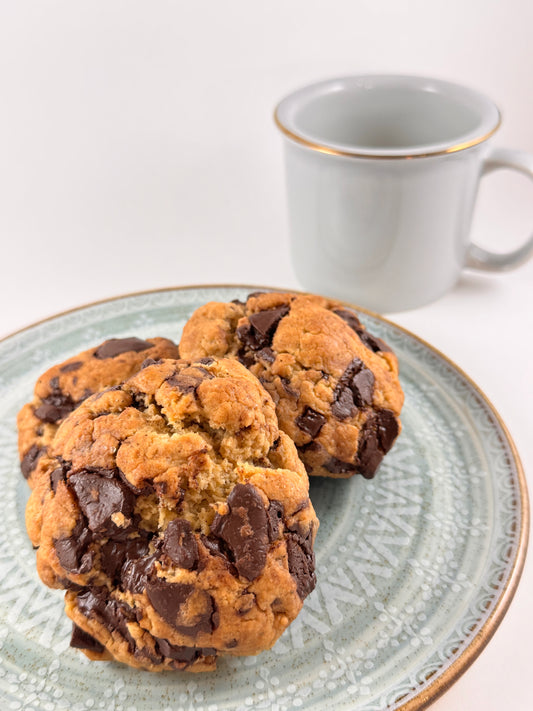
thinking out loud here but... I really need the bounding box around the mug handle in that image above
[466,147,533,271]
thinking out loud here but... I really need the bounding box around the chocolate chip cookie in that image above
[26,357,318,671]
[17,337,180,486]
[179,292,403,479]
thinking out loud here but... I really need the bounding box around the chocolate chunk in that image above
[230,298,246,306]
[246,291,267,299]
[236,346,256,367]
[359,331,393,353]
[237,306,289,351]
[333,308,363,333]
[286,531,316,599]
[58,578,84,593]
[267,501,284,541]
[167,365,213,394]
[54,522,93,573]
[54,537,80,571]
[132,645,162,666]
[324,457,358,475]
[295,407,326,438]
[155,637,189,660]
[210,483,269,581]
[69,469,135,535]
[166,373,204,394]
[356,409,399,478]
[197,536,239,577]
[350,368,375,407]
[344,356,365,381]
[200,535,230,560]
[331,358,375,419]
[197,357,215,365]
[93,337,153,360]
[333,308,392,353]
[249,306,289,342]
[145,579,217,635]
[339,356,364,379]
[20,444,45,479]
[357,441,383,478]
[70,623,105,653]
[76,588,137,652]
[162,519,198,569]
[141,358,161,369]
[50,461,69,492]
[60,360,83,373]
[299,440,322,453]
[75,588,104,616]
[121,554,157,594]
[330,387,355,420]
[292,500,311,516]
[155,637,217,664]
[100,537,150,581]
[236,324,260,351]
[34,390,76,423]
[377,409,399,452]
[116,468,153,496]
[55,537,93,573]
[128,391,147,410]
[256,347,276,364]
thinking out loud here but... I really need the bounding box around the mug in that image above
[274,75,533,312]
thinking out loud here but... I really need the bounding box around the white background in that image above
[0,2,532,709]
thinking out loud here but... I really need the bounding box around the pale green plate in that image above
[0,286,528,711]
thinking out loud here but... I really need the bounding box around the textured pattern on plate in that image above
[0,286,525,710]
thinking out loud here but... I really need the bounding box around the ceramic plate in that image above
[0,286,528,711]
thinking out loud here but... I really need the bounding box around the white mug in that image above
[274,75,533,312]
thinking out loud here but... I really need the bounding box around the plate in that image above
[0,285,528,711]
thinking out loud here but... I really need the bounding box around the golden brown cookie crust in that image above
[28,357,318,671]
[17,336,181,487]
[179,292,404,479]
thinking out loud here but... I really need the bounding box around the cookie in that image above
[26,357,318,671]
[179,292,403,479]
[17,336,180,486]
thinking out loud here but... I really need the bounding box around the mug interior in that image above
[275,76,501,157]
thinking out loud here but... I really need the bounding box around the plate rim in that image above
[1,282,529,711]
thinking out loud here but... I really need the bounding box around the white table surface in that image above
[0,2,532,709]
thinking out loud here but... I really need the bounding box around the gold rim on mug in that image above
[273,108,502,160]
[2,283,528,711]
